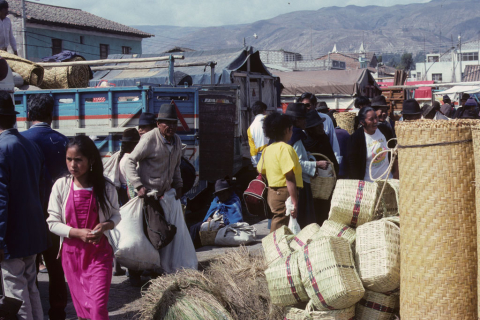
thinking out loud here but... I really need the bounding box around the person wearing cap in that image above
[371,95,395,137]
[247,101,269,166]
[299,93,342,165]
[354,96,371,130]
[453,94,475,119]
[303,110,339,225]
[440,95,455,118]
[0,92,47,319]
[20,93,68,320]
[118,128,140,204]
[0,1,17,55]
[401,99,422,121]
[137,112,156,137]
[422,102,448,120]
[286,103,328,228]
[316,101,337,127]
[456,98,480,119]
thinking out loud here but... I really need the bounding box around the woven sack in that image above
[262,225,294,265]
[298,237,364,311]
[310,153,337,200]
[355,219,400,293]
[0,50,44,86]
[284,302,355,320]
[375,179,399,218]
[199,221,219,247]
[265,251,309,307]
[329,180,380,228]
[333,112,356,135]
[356,290,399,320]
[289,223,321,251]
[314,220,356,246]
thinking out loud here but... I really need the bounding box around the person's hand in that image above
[290,205,297,219]
[207,217,212,222]
[86,223,110,244]
[175,188,183,200]
[316,161,329,170]
[70,228,93,243]
[137,186,147,198]
[0,249,4,263]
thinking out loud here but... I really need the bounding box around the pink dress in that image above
[62,181,113,320]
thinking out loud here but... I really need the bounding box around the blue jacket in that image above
[0,129,49,259]
[203,192,243,226]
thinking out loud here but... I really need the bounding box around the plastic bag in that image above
[214,222,257,246]
[109,197,161,271]
[286,197,301,235]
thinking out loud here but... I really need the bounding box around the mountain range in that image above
[134,0,480,57]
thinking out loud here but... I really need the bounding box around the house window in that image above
[122,46,132,54]
[432,73,443,81]
[100,44,109,59]
[427,55,439,62]
[417,72,421,79]
[460,52,479,61]
[52,39,62,55]
[79,36,84,44]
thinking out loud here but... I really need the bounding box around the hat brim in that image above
[305,118,326,129]
[400,111,422,115]
[156,117,178,121]
[285,111,306,118]
[0,110,19,115]
[213,186,232,194]
[371,104,389,109]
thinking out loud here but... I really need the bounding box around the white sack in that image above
[214,222,257,246]
[286,197,301,235]
[103,151,121,188]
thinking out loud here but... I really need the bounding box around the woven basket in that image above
[329,179,380,228]
[470,124,480,318]
[356,290,399,320]
[355,219,400,293]
[265,251,309,307]
[333,112,356,135]
[199,221,218,247]
[310,153,337,200]
[314,220,356,246]
[262,226,294,265]
[289,223,321,252]
[298,237,364,311]
[284,303,355,320]
[375,179,399,218]
[0,50,44,86]
[397,120,478,319]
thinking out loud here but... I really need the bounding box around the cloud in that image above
[39,0,429,27]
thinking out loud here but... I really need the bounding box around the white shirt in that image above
[119,153,130,184]
[0,17,17,51]
[247,114,269,166]
[364,129,392,182]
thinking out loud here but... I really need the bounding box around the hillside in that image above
[134,0,480,57]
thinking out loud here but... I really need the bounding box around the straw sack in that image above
[329,179,380,228]
[356,290,399,320]
[396,120,478,319]
[262,226,293,265]
[298,237,364,311]
[471,124,480,318]
[289,223,321,251]
[41,56,91,89]
[199,221,218,247]
[284,303,355,320]
[375,179,399,217]
[265,251,309,307]
[333,112,356,135]
[0,50,44,86]
[314,220,356,246]
[355,219,400,293]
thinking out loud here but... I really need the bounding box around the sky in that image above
[36,0,430,27]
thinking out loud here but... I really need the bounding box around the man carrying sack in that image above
[126,103,197,274]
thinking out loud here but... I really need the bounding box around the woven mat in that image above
[41,56,90,89]
[0,50,44,86]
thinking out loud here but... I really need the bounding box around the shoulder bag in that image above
[243,150,272,219]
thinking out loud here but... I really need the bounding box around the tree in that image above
[399,53,414,71]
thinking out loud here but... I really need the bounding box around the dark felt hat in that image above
[421,104,434,118]
[461,93,471,100]
[443,95,451,101]
[214,179,232,194]
[316,101,329,113]
[465,98,478,107]
[305,110,325,129]
[121,128,140,142]
[402,99,421,115]
[0,92,18,116]
[371,95,389,109]
[285,103,306,118]
[156,103,178,121]
[138,112,156,126]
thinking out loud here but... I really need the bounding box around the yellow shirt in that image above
[257,142,303,188]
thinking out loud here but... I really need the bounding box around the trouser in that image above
[297,183,316,229]
[36,232,68,320]
[2,254,44,320]
[268,187,290,232]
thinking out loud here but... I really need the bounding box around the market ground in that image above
[37,219,269,320]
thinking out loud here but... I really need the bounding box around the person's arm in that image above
[8,19,17,55]
[125,135,150,196]
[292,141,316,178]
[47,179,74,238]
[172,138,184,199]
[285,170,298,219]
[0,150,8,262]
[247,127,258,166]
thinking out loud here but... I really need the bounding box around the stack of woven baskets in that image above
[262,178,401,320]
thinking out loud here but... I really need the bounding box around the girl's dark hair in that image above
[298,92,317,105]
[263,112,293,141]
[118,141,138,162]
[358,106,375,126]
[354,96,371,109]
[67,136,112,218]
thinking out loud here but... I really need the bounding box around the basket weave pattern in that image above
[315,220,356,246]
[375,180,399,217]
[396,120,477,319]
[262,226,293,265]
[355,290,399,320]
[289,223,321,252]
[1,50,44,86]
[471,125,480,318]
[355,219,400,293]
[41,57,90,89]
[333,112,356,135]
[284,305,355,320]
[310,153,337,200]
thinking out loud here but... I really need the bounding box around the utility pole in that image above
[21,0,27,58]
[424,36,426,80]
[458,35,462,82]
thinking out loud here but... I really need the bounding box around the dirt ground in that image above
[37,219,269,320]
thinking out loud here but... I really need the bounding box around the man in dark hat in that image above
[440,95,455,118]
[422,101,448,120]
[401,99,422,121]
[21,93,68,319]
[456,97,479,119]
[0,92,47,319]
[453,93,472,119]
[137,112,156,137]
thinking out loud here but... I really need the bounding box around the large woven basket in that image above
[262,226,294,265]
[0,50,44,86]
[333,112,356,135]
[356,290,399,320]
[329,180,380,228]
[265,251,309,306]
[375,179,399,218]
[314,220,356,247]
[310,153,337,200]
[298,237,364,311]
[355,219,400,293]
[284,303,355,320]
[397,120,478,319]
[470,124,480,318]
[199,221,218,247]
[289,223,321,252]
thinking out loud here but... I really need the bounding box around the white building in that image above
[415,39,480,83]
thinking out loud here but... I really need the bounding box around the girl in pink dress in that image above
[47,136,121,320]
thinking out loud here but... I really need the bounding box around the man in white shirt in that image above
[0,1,17,55]
[247,101,269,166]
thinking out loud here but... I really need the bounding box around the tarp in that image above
[436,85,480,95]
[271,69,380,97]
[89,47,273,87]
[379,80,433,99]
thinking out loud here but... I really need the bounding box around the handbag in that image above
[143,194,177,250]
[0,268,22,320]
[243,151,272,219]
[214,222,257,246]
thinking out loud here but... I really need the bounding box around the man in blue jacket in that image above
[0,92,48,319]
[21,93,68,320]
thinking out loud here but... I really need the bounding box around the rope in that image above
[397,139,472,149]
